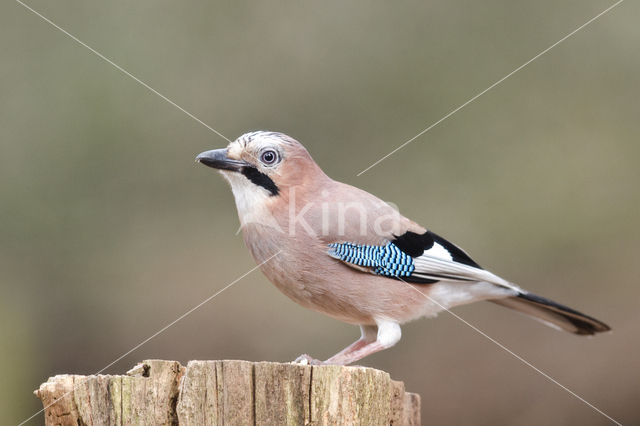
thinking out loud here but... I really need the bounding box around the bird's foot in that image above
[292,354,324,365]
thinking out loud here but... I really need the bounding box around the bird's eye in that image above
[260,149,278,165]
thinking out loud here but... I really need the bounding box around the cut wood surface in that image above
[35,359,420,425]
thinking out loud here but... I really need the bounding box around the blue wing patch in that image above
[328,242,415,278]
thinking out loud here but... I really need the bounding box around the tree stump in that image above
[35,359,420,425]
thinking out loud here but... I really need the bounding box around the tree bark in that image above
[35,359,420,425]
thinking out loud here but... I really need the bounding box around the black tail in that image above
[491,293,610,335]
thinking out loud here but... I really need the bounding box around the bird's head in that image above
[196,131,327,225]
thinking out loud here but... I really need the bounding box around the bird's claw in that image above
[293,354,324,365]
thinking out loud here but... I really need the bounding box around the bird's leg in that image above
[323,325,378,362]
[324,321,401,365]
[292,325,377,366]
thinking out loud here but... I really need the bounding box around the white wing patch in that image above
[423,242,453,262]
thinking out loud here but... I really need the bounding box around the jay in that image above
[196,131,610,365]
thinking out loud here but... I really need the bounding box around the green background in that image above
[2,1,638,424]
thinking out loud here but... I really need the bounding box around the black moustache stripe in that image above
[241,166,279,196]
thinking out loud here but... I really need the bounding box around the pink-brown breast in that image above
[240,179,433,325]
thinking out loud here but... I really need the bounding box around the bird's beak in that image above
[195,149,248,172]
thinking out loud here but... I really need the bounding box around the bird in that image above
[196,131,610,365]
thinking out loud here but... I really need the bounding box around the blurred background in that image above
[2,0,638,424]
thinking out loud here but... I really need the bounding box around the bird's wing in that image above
[327,230,521,292]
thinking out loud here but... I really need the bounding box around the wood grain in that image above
[35,360,420,425]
